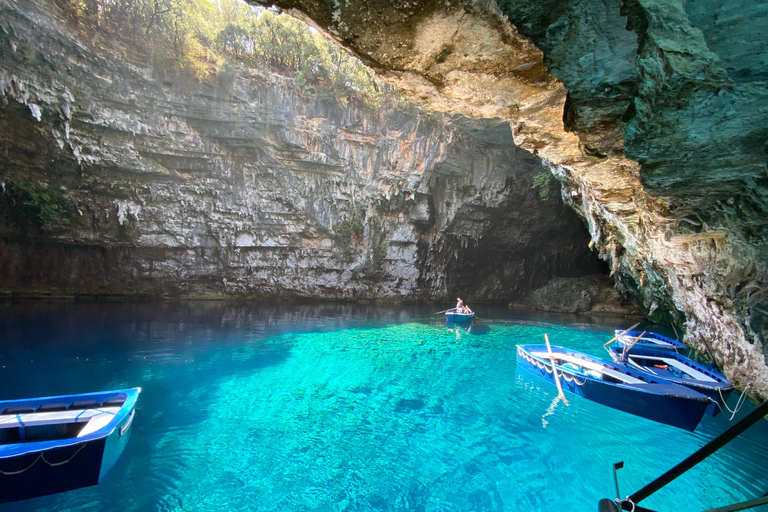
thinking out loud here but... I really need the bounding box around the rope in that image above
[615,497,635,512]
[716,384,751,421]
[518,349,586,386]
[43,443,86,466]
[0,443,86,475]
[0,454,43,476]
[560,371,586,386]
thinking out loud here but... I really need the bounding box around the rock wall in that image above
[264,0,768,397]
[0,0,603,302]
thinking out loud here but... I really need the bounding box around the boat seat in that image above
[1,407,34,415]
[37,403,67,412]
[102,396,126,407]
[655,357,713,381]
[69,400,102,410]
[0,407,121,430]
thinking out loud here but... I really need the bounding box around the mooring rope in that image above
[716,384,751,421]
[0,443,86,475]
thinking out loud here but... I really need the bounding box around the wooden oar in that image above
[544,334,569,406]
[435,309,452,314]
[621,331,646,362]
[603,322,641,347]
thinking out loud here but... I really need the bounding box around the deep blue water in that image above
[0,301,766,512]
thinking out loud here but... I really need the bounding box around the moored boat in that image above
[516,344,711,431]
[608,344,733,415]
[445,308,474,323]
[614,330,686,350]
[0,387,140,504]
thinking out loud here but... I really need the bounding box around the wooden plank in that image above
[0,407,120,429]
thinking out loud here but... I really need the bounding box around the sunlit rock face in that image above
[0,0,603,302]
[267,0,768,397]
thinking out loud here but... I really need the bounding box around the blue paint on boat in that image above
[445,309,474,324]
[0,387,140,504]
[516,344,711,431]
[608,345,733,416]
[615,330,686,350]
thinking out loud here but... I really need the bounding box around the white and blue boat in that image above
[615,330,686,350]
[445,308,474,324]
[0,387,140,504]
[516,345,711,431]
[608,344,733,416]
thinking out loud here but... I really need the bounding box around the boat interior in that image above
[0,395,127,445]
[529,351,645,385]
[625,355,717,382]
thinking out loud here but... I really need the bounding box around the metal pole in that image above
[630,399,768,504]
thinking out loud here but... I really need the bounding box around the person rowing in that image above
[455,298,472,314]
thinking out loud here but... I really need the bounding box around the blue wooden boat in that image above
[516,345,711,431]
[445,308,474,323]
[615,330,686,350]
[608,344,733,416]
[0,387,140,503]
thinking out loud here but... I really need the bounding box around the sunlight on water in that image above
[0,303,766,512]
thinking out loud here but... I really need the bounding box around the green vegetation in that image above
[3,181,74,231]
[54,0,405,108]
[369,224,387,275]
[531,171,553,201]
[332,219,364,249]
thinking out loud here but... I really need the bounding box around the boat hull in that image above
[0,388,139,504]
[445,310,474,323]
[516,345,710,431]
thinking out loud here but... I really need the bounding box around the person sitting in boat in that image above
[462,304,473,314]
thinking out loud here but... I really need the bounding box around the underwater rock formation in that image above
[264,0,768,397]
[0,0,602,303]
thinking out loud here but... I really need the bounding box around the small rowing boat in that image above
[516,345,711,430]
[445,308,474,323]
[0,387,140,504]
[614,330,685,350]
[608,344,732,415]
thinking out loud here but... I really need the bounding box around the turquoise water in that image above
[1,302,766,512]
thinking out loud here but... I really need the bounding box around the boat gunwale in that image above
[0,388,140,459]
[517,344,711,402]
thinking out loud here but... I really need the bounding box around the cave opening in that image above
[0,0,612,305]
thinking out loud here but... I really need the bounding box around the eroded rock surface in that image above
[0,0,602,303]
[512,274,638,316]
[265,0,768,397]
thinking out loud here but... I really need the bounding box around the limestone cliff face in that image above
[0,0,602,302]
[264,0,768,397]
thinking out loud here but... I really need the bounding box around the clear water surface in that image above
[0,301,766,512]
